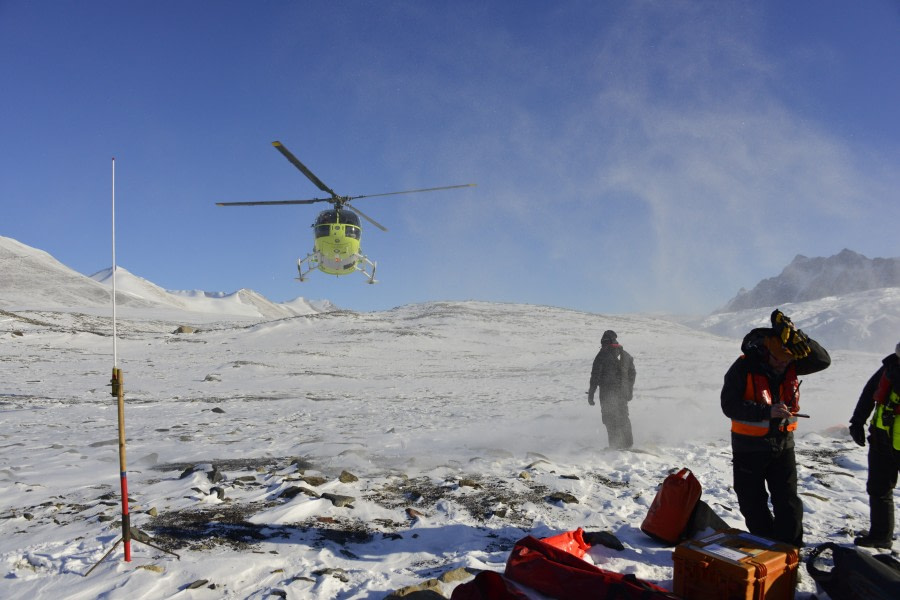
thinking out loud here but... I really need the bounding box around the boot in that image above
[853,534,893,549]
[859,496,895,549]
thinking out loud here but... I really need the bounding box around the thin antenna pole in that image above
[112,158,118,366]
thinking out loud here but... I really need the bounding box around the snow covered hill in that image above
[90,266,328,319]
[0,236,328,319]
[690,286,900,354]
[0,235,157,311]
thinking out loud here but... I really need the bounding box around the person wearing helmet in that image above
[721,310,830,547]
[587,330,637,449]
[848,341,900,549]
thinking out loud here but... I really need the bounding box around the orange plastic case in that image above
[673,529,799,600]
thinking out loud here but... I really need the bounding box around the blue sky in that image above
[2,1,898,314]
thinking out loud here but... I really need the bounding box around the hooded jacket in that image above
[590,341,636,402]
[851,352,900,450]
[721,327,831,452]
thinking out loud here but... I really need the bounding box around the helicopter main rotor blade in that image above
[346,202,388,232]
[216,198,332,207]
[347,183,476,202]
[271,141,339,199]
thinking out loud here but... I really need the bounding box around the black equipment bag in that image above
[806,541,900,600]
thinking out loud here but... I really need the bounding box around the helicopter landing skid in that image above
[355,255,378,285]
[296,254,319,282]
[295,253,378,284]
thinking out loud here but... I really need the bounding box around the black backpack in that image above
[806,542,900,600]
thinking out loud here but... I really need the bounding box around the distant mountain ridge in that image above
[719,249,900,312]
[0,235,328,318]
[3,235,898,352]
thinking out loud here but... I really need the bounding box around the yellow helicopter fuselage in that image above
[311,209,364,275]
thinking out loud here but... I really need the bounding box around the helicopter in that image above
[217,141,476,284]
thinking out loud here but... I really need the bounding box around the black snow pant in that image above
[599,397,633,449]
[732,442,803,547]
[865,428,900,540]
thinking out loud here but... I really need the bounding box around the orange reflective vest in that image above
[731,363,800,437]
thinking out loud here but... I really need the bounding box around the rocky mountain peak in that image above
[719,249,900,312]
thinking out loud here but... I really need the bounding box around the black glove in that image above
[849,422,866,447]
[771,310,811,358]
[587,389,596,406]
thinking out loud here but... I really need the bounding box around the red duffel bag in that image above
[504,535,679,600]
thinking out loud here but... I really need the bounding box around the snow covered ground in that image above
[1,290,895,599]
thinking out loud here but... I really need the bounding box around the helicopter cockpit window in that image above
[338,210,361,227]
[345,225,361,239]
[316,211,339,226]
[315,224,331,238]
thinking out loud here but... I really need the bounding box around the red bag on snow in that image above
[540,526,590,559]
[504,535,679,600]
[450,570,529,600]
[640,467,702,545]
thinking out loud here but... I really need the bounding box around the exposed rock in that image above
[290,457,314,471]
[386,578,444,598]
[406,507,427,520]
[278,486,319,500]
[137,564,165,573]
[439,567,474,583]
[208,468,224,483]
[313,567,349,582]
[547,491,578,504]
[321,493,355,508]
[339,470,358,483]
[172,325,198,334]
[186,579,209,589]
[301,475,327,487]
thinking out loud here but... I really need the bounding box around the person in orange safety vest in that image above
[720,310,831,547]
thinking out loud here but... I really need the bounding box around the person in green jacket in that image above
[849,341,900,550]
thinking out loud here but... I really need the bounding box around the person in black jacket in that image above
[721,310,831,547]
[848,342,900,549]
[588,330,637,449]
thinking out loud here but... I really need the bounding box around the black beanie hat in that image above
[601,330,617,344]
